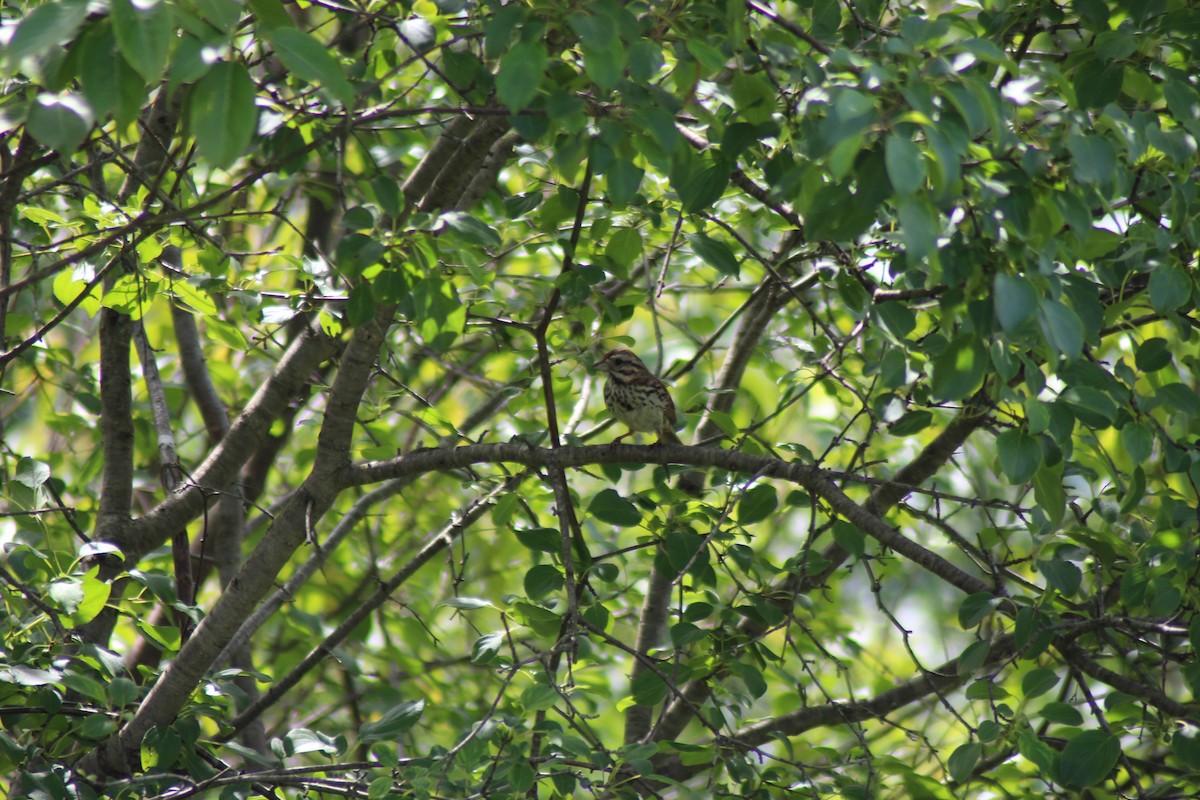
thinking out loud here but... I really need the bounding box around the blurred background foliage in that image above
[2,0,1200,797]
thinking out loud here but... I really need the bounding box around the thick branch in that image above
[107,323,339,563]
[652,633,1017,784]
[93,307,135,543]
[81,307,393,776]
[349,443,991,598]
[172,304,230,442]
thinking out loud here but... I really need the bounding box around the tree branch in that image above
[107,323,339,564]
[81,306,392,776]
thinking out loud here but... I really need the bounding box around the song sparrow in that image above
[595,348,682,444]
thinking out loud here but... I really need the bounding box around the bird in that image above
[594,348,682,445]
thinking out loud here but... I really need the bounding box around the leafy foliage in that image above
[2,0,1200,798]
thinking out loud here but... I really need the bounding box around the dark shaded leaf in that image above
[1021,667,1060,699]
[737,484,777,525]
[996,429,1042,484]
[685,232,740,277]
[588,489,642,527]
[1059,730,1120,788]
[523,564,564,599]
[931,335,987,401]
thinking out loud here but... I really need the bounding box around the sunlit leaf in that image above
[359,700,425,743]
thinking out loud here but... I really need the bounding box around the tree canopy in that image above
[2,0,1200,797]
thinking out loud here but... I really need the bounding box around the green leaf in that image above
[1067,133,1116,187]
[358,699,425,743]
[931,334,987,401]
[27,93,93,153]
[731,71,777,125]
[523,564,564,599]
[168,280,217,316]
[1037,298,1083,361]
[1155,383,1200,417]
[996,429,1042,484]
[507,758,536,793]
[191,0,242,32]
[102,273,158,320]
[737,484,777,525]
[266,27,356,106]
[956,640,991,675]
[631,668,668,706]
[190,62,258,168]
[605,227,643,268]
[896,196,939,260]
[627,39,663,82]
[568,11,617,51]
[5,0,89,66]
[247,0,294,31]
[588,489,642,527]
[49,578,84,613]
[1119,422,1154,463]
[803,181,878,242]
[1038,559,1082,597]
[994,273,1039,332]
[515,528,560,554]
[670,621,707,646]
[685,231,740,277]
[1040,702,1083,726]
[1148,264,1191,313]
[345,284,375,327]
[1021,667,1060,699]
[888,410,932,436]
[1032,463,1065,529]
[371,269,407,304]
[16,458,50,491]
[1173,723,1200,770]
[678,161,731,212]
[1059,730,1120,788]
[1073,58,1123,109]
[1018,730,1058,776]
[440,597,492,610]
[884,135,925,195]
[874,300,915,340]
[410,275,464,351]
[110,0,171,82]
[206,317,248,350]
[831,520,865,558]
[438,211,502,248]
[140,725,181,771]
[958,592,999,629]
[820,88,878,153]
[729,660,767,698]
[606,159,644,207]
[1134,337,1172,372]
[582,43,625,91]
[1119,465,1146,514]
[947,743,981,783]
[496,40,547,112]
[664,530,707,574]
